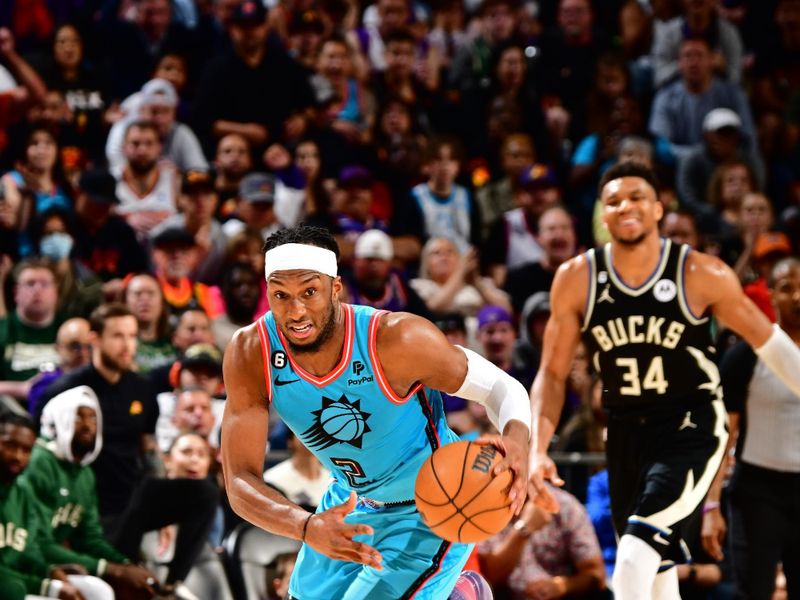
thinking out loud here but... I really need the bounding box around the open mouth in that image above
[288,323,314,339]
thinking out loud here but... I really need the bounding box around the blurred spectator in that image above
[223,228,270,316]
[742,232,793,321]
[286,9,326,71]
[476,304,535,389]
[293,138,333,221]
[214,261,261,350]
[475,132,535,241]
[315,35,375,145]
[27,386,160,598]
[4,124,72,217]
[348,0,413,74]
[660,209,702,249]
[677,108,765,233]
[504,205,577,314]
[513,291,551,375]
[31,208,102,317]
[40,23,109,160]
[408,136,480,251]
[586,469,616,580]
[538,0,611,142]
[0,258,63,404]
[717,258,800,600]
[0,411,114,600]
[192,0,314,154]
[107,79,208,176]
[223,172,283,239]
[71,168,149,285]
[263,429,330,510]
[36,303,159,524]
[114,120,179,238]
[485,164,561,286]
[153,169,226,286]
[269,551,299,600]
[124,272,175,373]
[426,0,469,72]
[214,133,253,209]
[705,160,758,235]
[410,236,511,325]
[652,0,744,88]
[0,27,48,137]
[585,51,631,136]
[151,226,224,319]
[343,229,430,315]
[649,37,756,160]
[371,29,433,123]
[28,317,91,417]
[724,192,778,281]
[157,386,217,452]
[479,485,606,599]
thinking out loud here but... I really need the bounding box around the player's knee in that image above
[69,574,116,600]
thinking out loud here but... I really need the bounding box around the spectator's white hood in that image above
[40,386,104,466]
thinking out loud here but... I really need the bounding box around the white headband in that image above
[264,243,338,280]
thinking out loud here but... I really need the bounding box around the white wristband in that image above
[47,579,64,598]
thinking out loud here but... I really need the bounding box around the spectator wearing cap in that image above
[114,120,179,238]
[476,304,535,390]
[222,172,284,240]
[676,108,766,233]
[151,226,225,319]
[651,0,743,89]
[407,136,480,253]
[514,291,551,377]
[742,232,793,322]
[484,163,561,287]
[106,79,208,177]
[649,37,757,160]
[152,169,227,285]
[342,229,431,316]
[504,205,577,315]
[410,236,511,336]
[71,168,150,287]
[213,261,262,350]
[286,9,327,71]
[191,0,314,155]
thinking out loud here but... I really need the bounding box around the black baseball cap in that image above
[232,0,267,24]
[179,343,223,374]
[152,226,196,248]
[182,169,215,193]
[79,169,119,204]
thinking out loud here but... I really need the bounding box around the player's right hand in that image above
[529,453,563,514]
[304,491,383,570]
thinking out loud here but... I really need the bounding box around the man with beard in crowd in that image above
[214,261,262,349]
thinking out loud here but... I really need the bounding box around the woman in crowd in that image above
[124,272,176,373]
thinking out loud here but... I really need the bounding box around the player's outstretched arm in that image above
[221,325,382,568]
[375,312,531,514]
[690,253,800,398]
[530,258,586,512]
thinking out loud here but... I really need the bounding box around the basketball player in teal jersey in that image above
[221,226,532,600]
[530,162,800,600]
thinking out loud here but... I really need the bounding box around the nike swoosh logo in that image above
[274,377,300,386]
[653,532,670,546]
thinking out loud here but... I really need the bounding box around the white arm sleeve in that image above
[755,324,800,398]
[452,346,532,439]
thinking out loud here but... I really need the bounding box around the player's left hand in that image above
[476,420,530,515]
[701,507,727,561]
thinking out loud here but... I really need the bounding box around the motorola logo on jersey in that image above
[301,394,372,450]
[653,279,677,302]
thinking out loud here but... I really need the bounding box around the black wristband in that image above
[301,514,313,543]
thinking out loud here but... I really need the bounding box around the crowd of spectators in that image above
[1,0,799,598]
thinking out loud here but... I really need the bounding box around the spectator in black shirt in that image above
[37,303,159,526]
[191,0,314,156]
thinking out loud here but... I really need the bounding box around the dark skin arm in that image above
[376,312,530,514]
[529,257,586,512]
[221,325,382,569]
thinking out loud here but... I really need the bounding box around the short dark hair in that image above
[124,119,160,140]
[0,411,36,434]
[425,135,463,164]
[384,28,416,47]
[262,225,340,260]
[89,302,135,335]
[12,257,57,285]
[598,161,660,197]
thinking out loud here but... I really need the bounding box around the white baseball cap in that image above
[702,108,742,132]
[354,229,393,261]
[140,78,178,108]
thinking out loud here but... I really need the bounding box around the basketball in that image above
[415,441,514,543]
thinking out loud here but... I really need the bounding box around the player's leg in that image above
[612,535,662,600]
[651,565,680,600]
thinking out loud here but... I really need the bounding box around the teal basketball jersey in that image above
[257,303,459,503]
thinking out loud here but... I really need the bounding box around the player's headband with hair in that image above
[264,243,338,280]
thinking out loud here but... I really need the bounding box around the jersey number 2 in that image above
[331,458,366,487]
[616,356,668,396]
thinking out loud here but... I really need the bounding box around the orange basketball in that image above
[415,440,514,543]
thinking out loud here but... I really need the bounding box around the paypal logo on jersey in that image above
[348,360,374,386]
